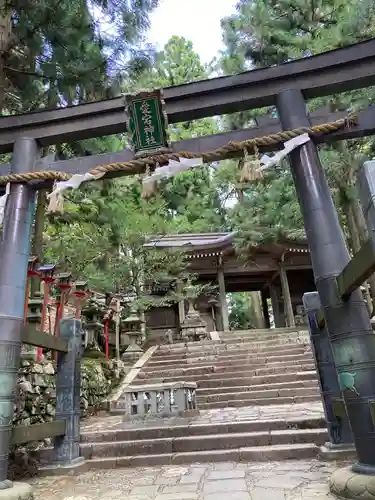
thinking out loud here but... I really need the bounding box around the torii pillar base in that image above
[330,465,375,499]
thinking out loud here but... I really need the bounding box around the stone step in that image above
[153,344,312,364]
[222,334,309,345]
[145,352,313,371]
[132,369,317,387]
[199,394,320,409]
[135,363,316,383]
[153,338,310,359]
[84,442,319,468]
[226,327,306,336]
[197,379,319,395]
[192,370,317,388]
[80,428,327,459]
[80,417,326,444]
[220,328,308,339]
[143,355,314,374]
[197,387,320,404]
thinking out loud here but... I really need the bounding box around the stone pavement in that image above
[82,401,325,433]
[30,459,346,499]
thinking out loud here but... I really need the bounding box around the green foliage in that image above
[219,0,375,255]
[230,165,305,252]
[1,0,160,114]
[44,36,228,304]
[228,293,256,330]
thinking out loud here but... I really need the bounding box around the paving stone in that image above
[207,469,246,479]
[250,488,286,500]
[203,478,247,494]
[162,467,189,476]
[212,462,236,470]
[155,476,179,485]
[179,474,203,484]
[30,459,346,500]
[161,483,198,494]
[132,475,158,485]
[203,493,251,500]
[255,476,303,489]
[154,494,198,500]
[129,485,159,497]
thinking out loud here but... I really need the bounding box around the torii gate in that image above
[1,38,375,497]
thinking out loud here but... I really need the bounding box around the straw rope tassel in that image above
[141,164,158,200]
[47,181,65,214]
[239,146,263,183]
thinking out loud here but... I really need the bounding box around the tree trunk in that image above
[249,291,265,329]
[351,196,375,316]
[0,3,12,112]
[30,191,46,297]
[343,198,373,315]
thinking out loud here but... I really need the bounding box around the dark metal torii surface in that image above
[0,38,374,152]
[0,106,375,180]
[1,38,375,491]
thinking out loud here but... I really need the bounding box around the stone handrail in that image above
[117,381,198,418]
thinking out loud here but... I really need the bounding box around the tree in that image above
[126,36,228,233]
[228,293,256,330]
[219,0,375,313]
[44,178,189,309]
[0,0,160,114]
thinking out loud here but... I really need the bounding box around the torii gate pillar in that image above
[0,137,37,488]
[277,90,375,496]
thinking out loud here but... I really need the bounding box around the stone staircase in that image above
[133,328,319,409]
[77,327,327,468]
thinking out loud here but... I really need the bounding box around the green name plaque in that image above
[125,89,170,158]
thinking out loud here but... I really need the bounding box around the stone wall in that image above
[14,357,129,427]
[9,356,129,481]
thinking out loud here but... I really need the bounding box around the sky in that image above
[147,0,237,63]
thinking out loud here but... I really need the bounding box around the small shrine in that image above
[143,232,315,343]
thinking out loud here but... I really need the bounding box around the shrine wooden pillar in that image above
[279,260,295,327]
[269,283,285,328]
[261,290,271,329]
[217,261,229,331]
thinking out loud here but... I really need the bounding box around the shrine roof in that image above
[143,232,234,251]
[144,232,309,257]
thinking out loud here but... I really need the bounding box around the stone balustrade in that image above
[118,381,198,418]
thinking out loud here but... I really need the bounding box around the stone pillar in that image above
[176,281,185,329]
[53,318,84,467]
[279,261,295,327]
[178,300,185,329]
[261,290,271,329]
[303,292,353,454]
[0,138,38,488]
[277,90,375,480]
[217,266,229,331]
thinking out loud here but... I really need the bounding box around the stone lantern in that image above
[81,300,104,351]
[180,281,207,342]
[121,304,144,363]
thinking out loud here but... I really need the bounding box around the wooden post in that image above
[261,290,271,329]
[279,258,295,327]
[115,299,121,369]
[217,265,229,331]
[269,284,283,328]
